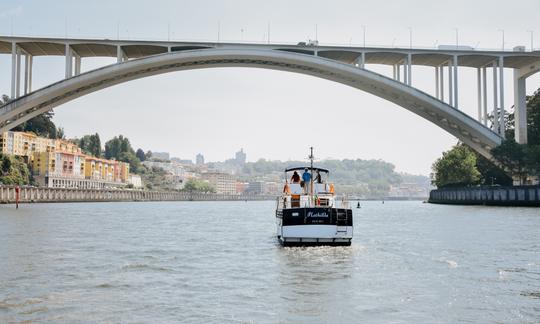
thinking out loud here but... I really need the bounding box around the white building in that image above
[201,172,236,194]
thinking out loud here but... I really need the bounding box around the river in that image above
[0,201,539,323]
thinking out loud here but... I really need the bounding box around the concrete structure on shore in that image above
[1,36,539,159]
[0,186,275,204]
[429,185,540,206]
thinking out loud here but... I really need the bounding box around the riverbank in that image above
[428,185,540,206]
[0,186,276,204]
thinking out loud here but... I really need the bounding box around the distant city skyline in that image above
[0,0,539,175]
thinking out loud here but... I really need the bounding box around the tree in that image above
[56,127,66,139]
[12,110,58,139]
[0,153,31,185]
[76,133,102,157]
[105,135,142,173]
[136,148,146,161]
[431,144,481,188]
[183,179,216,193]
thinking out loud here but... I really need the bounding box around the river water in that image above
[0,201,539,323]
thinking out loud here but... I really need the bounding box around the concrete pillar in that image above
[448,61,453,107]
[439,65,444,102]
[407,53,412,85]
[26,55,33,93]
[392,65,397,79]
[492,61,499,134]
[477,68,482,122]
[453,55,458,109]
[16,49,21,98]
[65,43,72,78]
[435,66,440,99]
[498,56,505,137]
[74,55,81,76]
[358,52,365,68]
[514,70,528,144]
[23,55,29,95]
[117,45,124,63]
[11,43,17,98]
[482,66,488,126]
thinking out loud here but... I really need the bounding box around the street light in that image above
[527,30,534,51]
[362,25,366,48]
[408,27,412,49]
[498,29,505,50]
[454,28,459,49]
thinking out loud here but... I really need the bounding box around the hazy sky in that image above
[0,0,539,175]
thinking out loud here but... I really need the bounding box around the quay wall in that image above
[0,186,276,204]
[429,185,540,207]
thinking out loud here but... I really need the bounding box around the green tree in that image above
[0,153,31,185]
[136,148,146,161]
[431,144,481,188]
[76,133,102,157]
[105,135,142,173]
[183,179,216,193]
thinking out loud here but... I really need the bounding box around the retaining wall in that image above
[429,185,540,206]
[0,186,275,204]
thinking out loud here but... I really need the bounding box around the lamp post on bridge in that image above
[527,30,534,51]
[362,25,366,48]
[498,29,505,51]
[454,28,459,49]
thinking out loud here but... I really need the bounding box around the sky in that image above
[0,0,539,175]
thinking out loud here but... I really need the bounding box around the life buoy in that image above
[329,183,335,194]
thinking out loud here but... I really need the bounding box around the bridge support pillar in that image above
[439,65,444,102]
[448,60,453,106]
[453,55,458,109]
[65,44,73,78]
[11,42,17,98]
[492,61,499,134]
[514,69,528,144]
[24,55,33,94]
[435,67,439,99]
[477,67,482,122]
[498,56,505,138]
[117,45,127,63]
[406,53,412,85]
[482,66,488,126]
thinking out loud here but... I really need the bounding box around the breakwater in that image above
[429,185,540,206]
[0,186,276,204]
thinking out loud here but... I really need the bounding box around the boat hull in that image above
[276,207,353,246]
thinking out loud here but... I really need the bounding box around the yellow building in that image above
[2,131,133,189]
[0,131,55,161]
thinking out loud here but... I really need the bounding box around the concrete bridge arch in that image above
[0,48,502,158]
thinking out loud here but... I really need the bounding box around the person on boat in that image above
[302,168,311,193]
[314,170,322,184]
[291,171,301,183]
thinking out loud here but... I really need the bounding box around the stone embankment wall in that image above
[0,186,276,204]
[429,185,540,207]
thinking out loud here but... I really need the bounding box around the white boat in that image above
[275,148,353,246]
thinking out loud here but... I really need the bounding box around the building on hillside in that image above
[128,174,143,188]
[236,182,249,195]
[196,153,205,165]
[246,181,265,195]
[235,148,246,165]
[0,131,55,161]
[201,172,236,194]
[152,152,170,160]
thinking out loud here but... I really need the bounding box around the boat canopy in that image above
[285,166,329,173]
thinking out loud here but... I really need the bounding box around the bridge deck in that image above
[1,36,539,68]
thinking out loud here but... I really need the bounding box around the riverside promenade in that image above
[429,185,540,207]
[0,186,276,204]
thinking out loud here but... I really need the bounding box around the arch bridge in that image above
[1,36,539,159]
